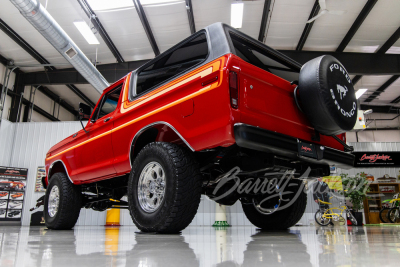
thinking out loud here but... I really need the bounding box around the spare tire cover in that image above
[298,55,357,136]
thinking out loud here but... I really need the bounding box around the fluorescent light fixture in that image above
[355,88,368,99]
[231,2,244,29]
[86,0,133,11]
[74,21,99,45]
[87,0,181,11]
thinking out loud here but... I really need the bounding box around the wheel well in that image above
[48,161,67,180]
[130,124,191,166]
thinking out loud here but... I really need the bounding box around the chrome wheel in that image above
[48,186,60,218]
[137,162,166,213]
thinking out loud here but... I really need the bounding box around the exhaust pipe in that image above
[10,0,109,93]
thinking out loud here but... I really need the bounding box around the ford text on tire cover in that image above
[43,23,357,232]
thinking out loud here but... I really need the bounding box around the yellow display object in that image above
[104,227,119,256]
[105,208,121,226]
[322,176,343,191]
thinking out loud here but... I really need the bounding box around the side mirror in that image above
[79,103,91,120]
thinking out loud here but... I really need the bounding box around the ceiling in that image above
[0,0,400,116]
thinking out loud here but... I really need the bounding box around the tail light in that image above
[229,71,239,109]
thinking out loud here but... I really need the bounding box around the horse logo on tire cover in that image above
[336,85,348,100]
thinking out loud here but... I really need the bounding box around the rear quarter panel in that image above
[112,55,236,174]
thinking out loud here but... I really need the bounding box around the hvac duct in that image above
[9,0,109,93]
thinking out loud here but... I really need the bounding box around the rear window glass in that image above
[136,33,208,95]
[229,32,299,82]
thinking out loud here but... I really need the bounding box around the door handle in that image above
[103,117,112,122]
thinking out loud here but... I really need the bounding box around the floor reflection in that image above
[0,225,399,266]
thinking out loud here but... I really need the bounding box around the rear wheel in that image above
[379,208,391,223]
[388,208,400,223]
[241,179,307,230]
[315,210,331,226]
[128,142,202,233]
[44,172,82,230]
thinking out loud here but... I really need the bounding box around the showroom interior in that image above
[0,0,400,266]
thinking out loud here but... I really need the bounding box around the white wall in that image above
[23,86,76,122]
[347,113,400,142]
[1,119,399,226]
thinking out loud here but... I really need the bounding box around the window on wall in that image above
[135,32,209,95]
[229,32,300,82]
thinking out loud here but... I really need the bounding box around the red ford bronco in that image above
[44,23,357,232]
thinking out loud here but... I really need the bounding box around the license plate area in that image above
[298,140,319,159]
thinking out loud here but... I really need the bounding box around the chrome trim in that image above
[48,159,74,184]
[129,121,195,168]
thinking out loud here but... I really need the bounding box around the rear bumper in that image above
[234,123,354,169]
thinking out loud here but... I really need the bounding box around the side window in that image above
[136,32,208,95]
[97,86,122,120]
[229,32,299,82]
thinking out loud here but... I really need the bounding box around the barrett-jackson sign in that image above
[353,152,400,167]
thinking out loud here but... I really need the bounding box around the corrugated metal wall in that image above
[0,120,15,165]
[1,119,399,226]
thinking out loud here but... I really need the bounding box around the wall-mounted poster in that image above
[0,166,27,222]
[35,166,46,192]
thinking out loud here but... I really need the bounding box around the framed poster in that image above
[0,166,27,221]
[35,166,46,192]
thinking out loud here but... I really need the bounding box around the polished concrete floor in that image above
[0,225,399,266]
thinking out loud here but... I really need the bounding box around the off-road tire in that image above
[44,172,82,230]
[242,179,307,230]
[128,142,202,233]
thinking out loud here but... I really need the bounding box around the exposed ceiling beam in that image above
[391,95,400,104]
[258,0,272,42]
[352,75,362,85]
[360,104,400,114]
[364,75,400,103]
[363,127,400,131]
[279,51,400,75]
[66,84,95,108]
[77,0,125,63]
[185,0,196,35]
[376,27,400,54]
[350,26,400,92]
[0,18,95,110]
[132,0,160,56]
[23,51,400,85]
[0,19,53,70]
[336,0,378,52]
[6,89,60,121]
[0,53,10,66]
[24,60,149,85]
[36,86,78,116]
[296,0,320,51]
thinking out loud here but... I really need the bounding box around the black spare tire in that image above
[298,55,357,135]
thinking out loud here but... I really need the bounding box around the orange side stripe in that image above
[46,57,226,161]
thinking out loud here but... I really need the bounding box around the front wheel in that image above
[315,210,331,226]
[241,179,307,230]
[128,142,202,233]
[388,208,400,223]
[44,172,82,230]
